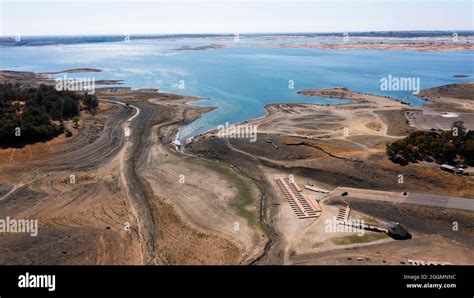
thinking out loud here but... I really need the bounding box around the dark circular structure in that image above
[386,222,411,240]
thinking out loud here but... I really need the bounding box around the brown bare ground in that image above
[260,41,474,52]
[189,86,474,264]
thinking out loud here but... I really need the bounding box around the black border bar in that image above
[0,265,472,297]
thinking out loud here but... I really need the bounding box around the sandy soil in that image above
[0,100,142,264]
[133,93,267,264]
[258,41,474,52]
[189,86,474,265]
[0,70,267,265]
[148,34,474,45]
[418,82,474,112]
[173,44,228,51]
[2,68,473,265]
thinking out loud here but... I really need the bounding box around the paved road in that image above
[406,110,474,131]
[331,187,474,211]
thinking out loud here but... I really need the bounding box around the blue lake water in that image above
[1,38,473,141]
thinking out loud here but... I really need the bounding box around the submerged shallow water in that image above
[1,37,473,141]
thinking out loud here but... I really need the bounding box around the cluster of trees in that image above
[0,83,98,147]
[386,121,474,166]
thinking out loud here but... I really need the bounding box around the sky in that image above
[0,0,473,36]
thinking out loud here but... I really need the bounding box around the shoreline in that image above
[4,35,474,53]
[186,81,474,265]
[183,82,474,146]
[155,84,466,146]
[43,68,102,74]
[0,68,265,265]
[253,41,474,52]
[149,40,474,52]
[181,87,413,147]
[3,32,473,47]
[198,83,474,144]
[2,68,472,146]
[1,68,473,265]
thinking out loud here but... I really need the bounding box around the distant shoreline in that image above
[1,31,473,47]
[256,41,474,52]
[43,68,102,74]
[2,69,473,145]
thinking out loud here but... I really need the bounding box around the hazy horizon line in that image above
[2,30,474,38]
